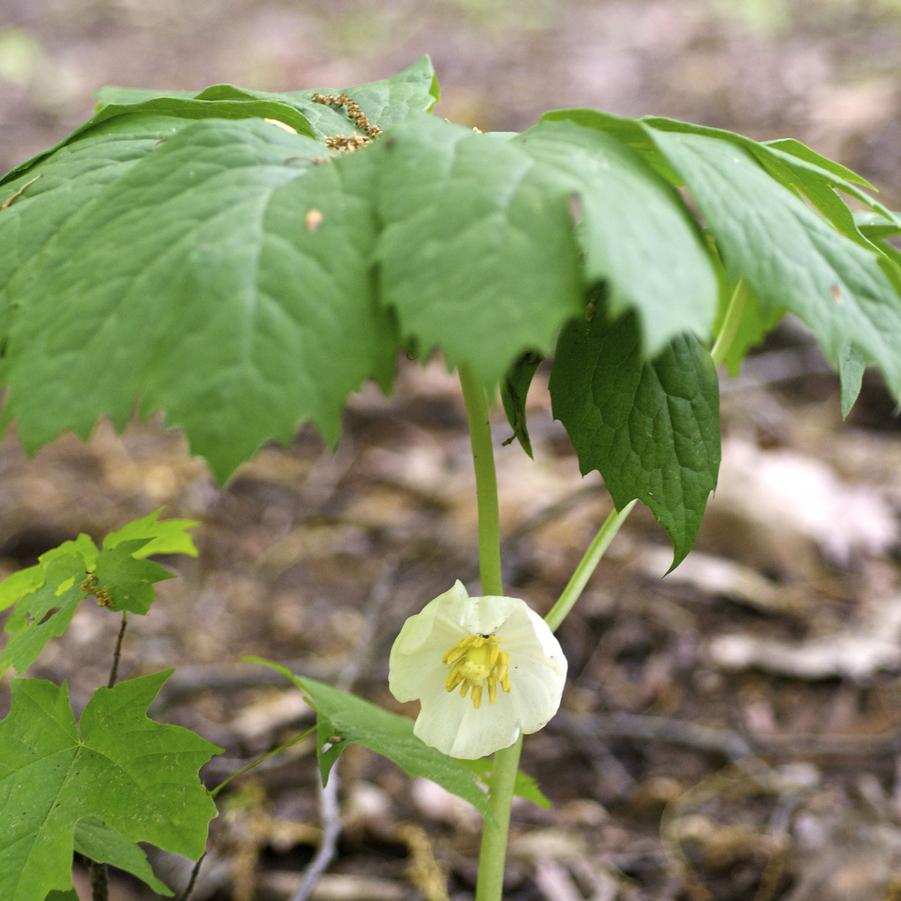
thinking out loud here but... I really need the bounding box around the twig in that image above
[290,769,343,901]
[108,612,128,688]
[177,852,205,901]
[554,710,901,760]
[556,710,752,761]
[88,860,109,901]
[89,612,130,898]
[289,562,397,901]
[1,174,41,210]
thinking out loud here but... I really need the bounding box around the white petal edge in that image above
[413,682,522,759]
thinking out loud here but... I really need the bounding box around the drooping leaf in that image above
[2,118,395,480]
[249,658,492,819]
[374,114,585,387]
[0,672,220,901]
[542,108,901,401]
[515,119,718,354]
[501,352,543,457]
[74,817,173,896]
[3,63,898,484]
[839,343,867,419]
[550,310,721,567]
[642,127,901,402]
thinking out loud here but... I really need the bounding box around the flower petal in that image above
[388,582,469,702]
[414,685,522,759]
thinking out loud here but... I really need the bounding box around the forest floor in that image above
[1,1,900,899]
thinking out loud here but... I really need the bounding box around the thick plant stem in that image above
[477,735,522,899]
[459,365,518,901]
[544,499,637,632]
[459,365,503,597]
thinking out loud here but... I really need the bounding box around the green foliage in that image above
[73,817,173,896]
[92,541,175,614]
[1,59,898,561]
[0,511,196,674]
[251,658,493,818]
[501,352,543,457]
[551,309,720,567]
[514,120,718,354]
[0,554,85,675]
[0,672,220,901]
[102,507,199,558]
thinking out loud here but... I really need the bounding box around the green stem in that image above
[711,279,750,367]
[459,365,503,597]
[458,365,517,901]
[544,499,637,633]
[210,725,317,798]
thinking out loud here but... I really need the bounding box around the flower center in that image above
[442,634,511,709]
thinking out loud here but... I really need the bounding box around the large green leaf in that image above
[3,62,897,480]
[544,108,901,399]
[0,672,220,901]
[514,120,718,354]
[646,127,901,400]
[2,119,395,480]
[374,114,585,387]
[250,658,492,818]
[550,309,720,567]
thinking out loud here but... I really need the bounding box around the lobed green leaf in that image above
[0,672,220,901]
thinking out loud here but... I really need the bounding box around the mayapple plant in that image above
[0,55,899,900]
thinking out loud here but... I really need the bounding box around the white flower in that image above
[389,580,567,759]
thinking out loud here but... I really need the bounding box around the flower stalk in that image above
[458,364,519,900]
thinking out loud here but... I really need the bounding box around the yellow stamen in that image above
[442,633,512,709]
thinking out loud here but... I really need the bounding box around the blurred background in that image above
[1,1,900,899]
